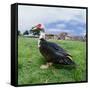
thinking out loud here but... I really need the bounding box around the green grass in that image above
[18,36,86,85]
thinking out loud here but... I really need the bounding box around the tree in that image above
[58,32,68,40]
[23,30,29,35]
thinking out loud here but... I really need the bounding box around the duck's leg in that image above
[40,62,53,69]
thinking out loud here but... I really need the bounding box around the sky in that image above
[18,5,86,36]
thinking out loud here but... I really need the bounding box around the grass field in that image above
[18,36,86,85]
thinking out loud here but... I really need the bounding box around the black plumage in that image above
[30,24,75,66]
[39,38,75,65]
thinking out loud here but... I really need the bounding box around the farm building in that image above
[65,36,72,40]
[58,32,68,40]
[45,34,58,40]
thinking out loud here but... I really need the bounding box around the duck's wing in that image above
[40,40,75,65]
[47,41,65,51]
[47,41,72,57]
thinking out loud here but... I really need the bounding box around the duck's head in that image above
[31,24,45,40]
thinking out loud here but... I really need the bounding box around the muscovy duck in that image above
[31,24,75,69]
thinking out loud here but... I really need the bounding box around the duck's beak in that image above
[31,26,37,31]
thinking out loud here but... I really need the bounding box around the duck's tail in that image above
[58,55,76,65]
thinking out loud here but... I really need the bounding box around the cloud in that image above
[45,28,61,34]
[55,23,66,29]
[18,5,86,35]
[45,28,75,35]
